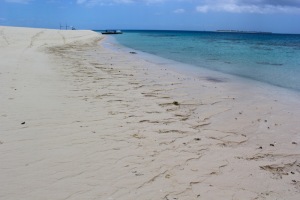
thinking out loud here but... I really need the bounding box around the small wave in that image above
[251,46,273,51]
[256,62,283,66]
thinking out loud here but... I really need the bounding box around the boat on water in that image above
[102,30,122,34]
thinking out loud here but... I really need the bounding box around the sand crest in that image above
[0,26,300,199]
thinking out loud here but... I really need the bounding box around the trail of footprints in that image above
[47,42,300,199]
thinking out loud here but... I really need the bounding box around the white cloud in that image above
[5,0,33,3]
[196,5,209,13]
[76,0,86,4]
[76,0,167,6]
[196,0,300,14]
[75,0,300,14]
[173,8,185,14]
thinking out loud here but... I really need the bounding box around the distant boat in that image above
[102,30,122,34]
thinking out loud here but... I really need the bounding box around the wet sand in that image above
[1,26,300,199]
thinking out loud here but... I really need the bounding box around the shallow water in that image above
[95,30,300,92]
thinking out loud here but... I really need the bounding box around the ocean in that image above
[96,30,300,92]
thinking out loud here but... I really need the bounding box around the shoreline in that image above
[1,26,300,199]
[106,30,300,92]
[105,34,300,101]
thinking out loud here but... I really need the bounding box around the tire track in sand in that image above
[58,32,66,45]
[28,31,44,48]
[0,28,10,46]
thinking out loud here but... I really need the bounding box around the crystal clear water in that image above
[96,30,300,91]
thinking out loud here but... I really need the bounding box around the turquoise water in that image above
[96,30,300,91]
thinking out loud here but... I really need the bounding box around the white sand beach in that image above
[1,26,300,199]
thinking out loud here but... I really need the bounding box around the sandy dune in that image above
[1,26,300,199]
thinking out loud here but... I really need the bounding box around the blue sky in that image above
[1,0,300,33]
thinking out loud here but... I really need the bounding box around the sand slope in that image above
[1,26,300,199]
